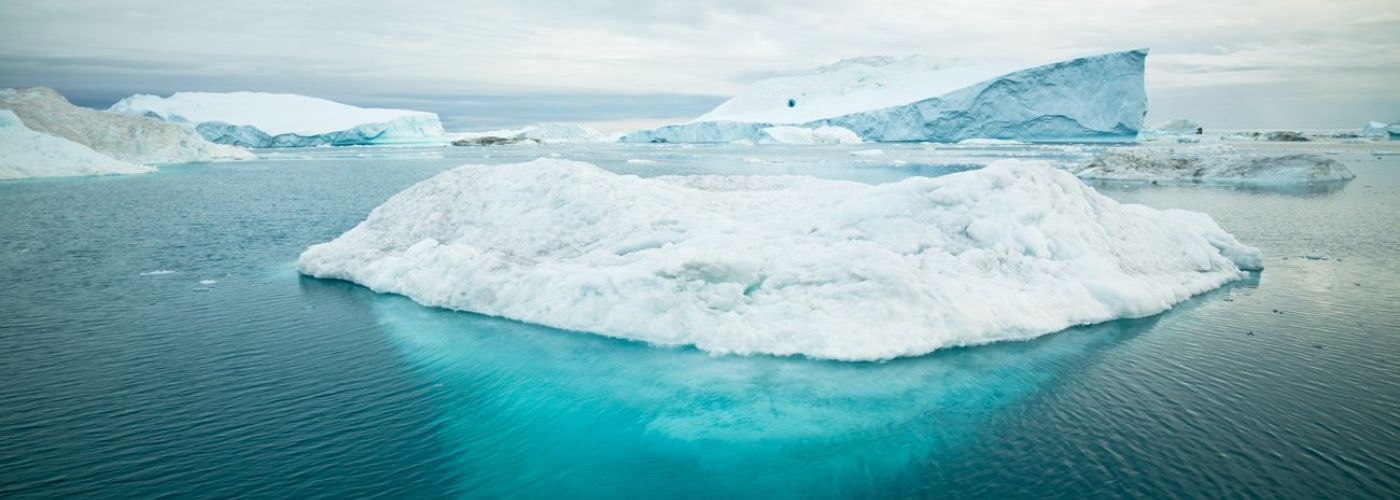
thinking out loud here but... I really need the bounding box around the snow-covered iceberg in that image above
[451,124,607,146]
[1076,145,1355,185]
[0,110,155,179]
[1075,145,1355,185]
[109,91,446,148]
[0,87,251,164]
[622,50,1148,144]
[299,158,1260,361]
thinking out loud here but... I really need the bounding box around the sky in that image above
[1,0,1397,132]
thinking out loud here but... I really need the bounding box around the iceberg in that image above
[1074,145,1355,185]
[109,91,446,148]
[622,50,1148,144]
[0,110,154,179]
[299,158,1260,361]
[451,124,607,146]
[0,87,252,164]
[759,126,861,145]
[1361,120,1399,139]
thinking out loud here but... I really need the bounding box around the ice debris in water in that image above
[1075,144,1356,185]
[299,158,1262,361]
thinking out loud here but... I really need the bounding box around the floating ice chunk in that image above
[451,124,608,146]
[139,270,177,276]
[0,110,156,179]
[957,138,1026,146]
[1075,145,1356,185]
[759,126,861,145]
[850,149,885,156]
[198,279,218,286]
[299,158,1261,361]
[626,159,658,164]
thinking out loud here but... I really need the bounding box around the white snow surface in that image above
[697,55,1020,124]
[299,158,1262,361]
[0,87,252,164]
[109,91,444,137]
[0,110,155,179]
[1075,145,1356,184]
[759,126,861,145]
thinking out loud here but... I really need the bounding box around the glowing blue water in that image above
[1,144,1397,498]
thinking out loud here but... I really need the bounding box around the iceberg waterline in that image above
[109,91,446,148]
[622,50,1148,144]
[299,158,1261,360]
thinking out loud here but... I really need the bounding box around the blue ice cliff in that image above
[108,92,446,148]
[622,49,1149,144]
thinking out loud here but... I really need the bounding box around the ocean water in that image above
[1,143,1398,498]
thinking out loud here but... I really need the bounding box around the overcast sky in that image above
[2,0,1397,131]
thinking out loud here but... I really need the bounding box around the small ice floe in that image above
[139,270,177,276]
[850,148,885,156]
[626,159,658,164]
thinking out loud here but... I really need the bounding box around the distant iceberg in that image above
[1361,120,1399,139]
[0,109,155,179]
[1075,145,1355,185]
[109,91,446,148]
[759,126,861,145]
[622,50,1148,144]
[0,87,252,164]
[451,124,608,146]
[299,158,1260,361]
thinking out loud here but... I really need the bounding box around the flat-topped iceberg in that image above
[109,91,446,148]
[622,50,1147,144]
[0,110,154,179]
[299,158,1260,361]
[0,87,251,164]
[1075,145,1356,185]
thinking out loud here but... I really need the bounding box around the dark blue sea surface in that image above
[1,143,1397,498]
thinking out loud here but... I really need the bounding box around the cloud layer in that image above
[2,1,1396,129]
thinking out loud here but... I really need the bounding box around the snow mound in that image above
[109,91,445,148]
[0,87,252,164]
[0,110,155,179]
[299,158,1261,361]
[1075,145,1356,185]
[760,126,861,145]
[623,50,1147,144]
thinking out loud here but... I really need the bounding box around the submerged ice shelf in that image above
[299,158,1260,360]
